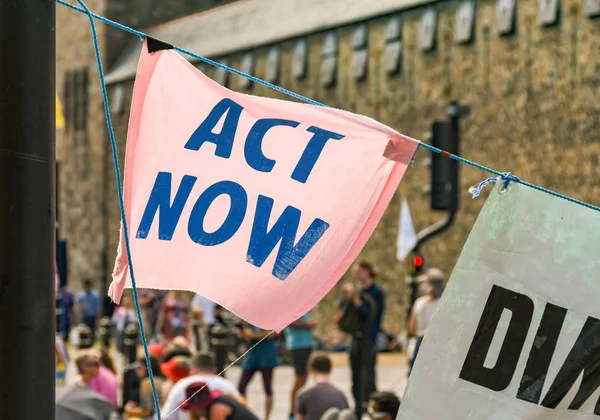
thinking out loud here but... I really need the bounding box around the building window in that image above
[63,68,89,132]
[63,72,73,132]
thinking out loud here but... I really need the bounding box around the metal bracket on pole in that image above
[414,210,456,248]
[406,99,467,342]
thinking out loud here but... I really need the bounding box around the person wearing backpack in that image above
[337,260,385,418]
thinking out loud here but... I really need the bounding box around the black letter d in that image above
[459,285,534,391]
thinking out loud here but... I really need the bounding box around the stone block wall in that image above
[105,0,599,334]
[56,0,107,294]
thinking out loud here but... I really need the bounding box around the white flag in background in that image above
[396,197,417,261]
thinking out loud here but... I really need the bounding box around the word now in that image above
[135,172,330,280]
[185,98,345,184]
[460,285,600,415]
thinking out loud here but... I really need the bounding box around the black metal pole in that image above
[0,0,56,419]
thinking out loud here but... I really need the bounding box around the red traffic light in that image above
[414,255,423,268]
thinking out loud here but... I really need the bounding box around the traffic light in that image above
[430,120,459,212]
[408,252,425,317]
[413,253,424,275]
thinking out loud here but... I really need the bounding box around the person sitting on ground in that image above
[321,391,400,420]
[159,340,194,399]
[182,381,260,420]
[88,348,119,407]
[295,354,349,420]
[365,392,401,420]
[161,352,241,420]
[160,355,192,402]
[123,355,165,419]
[75,350,101,387]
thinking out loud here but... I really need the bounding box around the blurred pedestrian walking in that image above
[238,324,279,420]
[59,283,74,342]
[407,268,445,373]
[137,289,159,340]
[285,311,317,419]
[191,293,217,351]
[156,291,190,342]
[77,279,101,344]
[112,293,138,353]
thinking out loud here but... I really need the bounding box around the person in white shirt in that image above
[407,268,446,372]
[160,352,240,420]
[191,294,217,351]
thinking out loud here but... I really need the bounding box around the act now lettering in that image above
[135,98,344,280]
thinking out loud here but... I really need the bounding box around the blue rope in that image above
[73,1,162,418]
[55,0,600,214]
[471,172,520,198]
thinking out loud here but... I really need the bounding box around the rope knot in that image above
[471,172,521,199]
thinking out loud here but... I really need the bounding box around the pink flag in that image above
[109,41,419,331]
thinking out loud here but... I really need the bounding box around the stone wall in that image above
[106,0,599,334]
[56,0,107,293]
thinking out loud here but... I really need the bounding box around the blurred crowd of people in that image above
[55,259,446,419]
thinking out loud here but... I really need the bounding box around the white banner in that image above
[398,182,600,419]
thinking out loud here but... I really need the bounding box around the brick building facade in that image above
[60,0,599,333]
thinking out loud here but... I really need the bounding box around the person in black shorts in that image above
[182,381,260,420]
[285,312,317,420]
